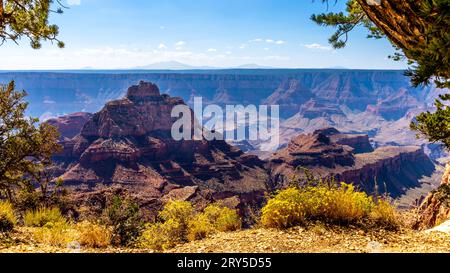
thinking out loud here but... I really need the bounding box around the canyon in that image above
[42,78,443,218]
[1,70,444,157]
[2,69,445,215]
[51,81,269,220]
[268,128,435,197]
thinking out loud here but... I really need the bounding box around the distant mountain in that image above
[236,64,273,69]
[325,66,349,69]
[0,69,442,159]
[1,69,437,119]
[133,61,210,70]
[268,128,435,197]
[132,61,272,70]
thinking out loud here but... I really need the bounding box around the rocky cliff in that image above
[268,128,435,197]
[46,112,93,140]
[1,70,436,120]
[54,81,269,219]
[3,69,445,161]
[415,164,450,229]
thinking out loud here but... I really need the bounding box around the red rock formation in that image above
[322,128,374,154]
[269,129,355,169]
[415,164,450,229]
[54,81,269,218]
[268,128,435,197]
[46,112,93,140]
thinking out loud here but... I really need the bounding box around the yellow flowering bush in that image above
[203,204,241,232]
[262,183,399,229]
[261,188,305,228]
[138,201,242,251]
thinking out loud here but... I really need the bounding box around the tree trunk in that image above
[0,0,3,21]
[356,0,427,60]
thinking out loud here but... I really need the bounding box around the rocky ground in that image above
[169,225,450,253]
[1,222,449,253]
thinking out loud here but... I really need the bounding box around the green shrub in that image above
[0,201,17,233]
[24,207,66,227]
[14,188,41,212]
[103,196,143,246]
[138,201,242,251]
[261,183,399,229]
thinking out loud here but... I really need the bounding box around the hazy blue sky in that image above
[0,0,407,70]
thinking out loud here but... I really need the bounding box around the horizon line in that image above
[0,68,408,72]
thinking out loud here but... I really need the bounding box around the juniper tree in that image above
[0,81,62,200]
[313,0,450,149]
[0,0,65,48]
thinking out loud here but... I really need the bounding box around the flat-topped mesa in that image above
[316,127,374,154]
[126,81,162,102]
[271,128,355,169]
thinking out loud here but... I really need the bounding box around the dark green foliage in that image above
[312,0,383,49]
[434,183,450,204]
[0,216,14,232]
[103,196,143,246]
[313,0,450,150]
[0,81,62,201]
[411,94,450,150]
[0,0,65,48]
[312,0,449,88]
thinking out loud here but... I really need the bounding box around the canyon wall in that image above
[53,81,269,220]
[268,129,435,197]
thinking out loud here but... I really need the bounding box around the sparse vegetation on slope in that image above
[168,225,450,253]
[102,196,143,247]
[137,201,241,252]
[262,183,399,230]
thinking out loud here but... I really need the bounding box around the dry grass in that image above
[0,201,17,233]
[75,221,112,248]
[30,221,77,247]
[24,207,66,227]
[1,220,449,253]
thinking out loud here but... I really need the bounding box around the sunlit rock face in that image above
[268,128,435,197]
[53,81,269,220]
[415,164,450,230]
